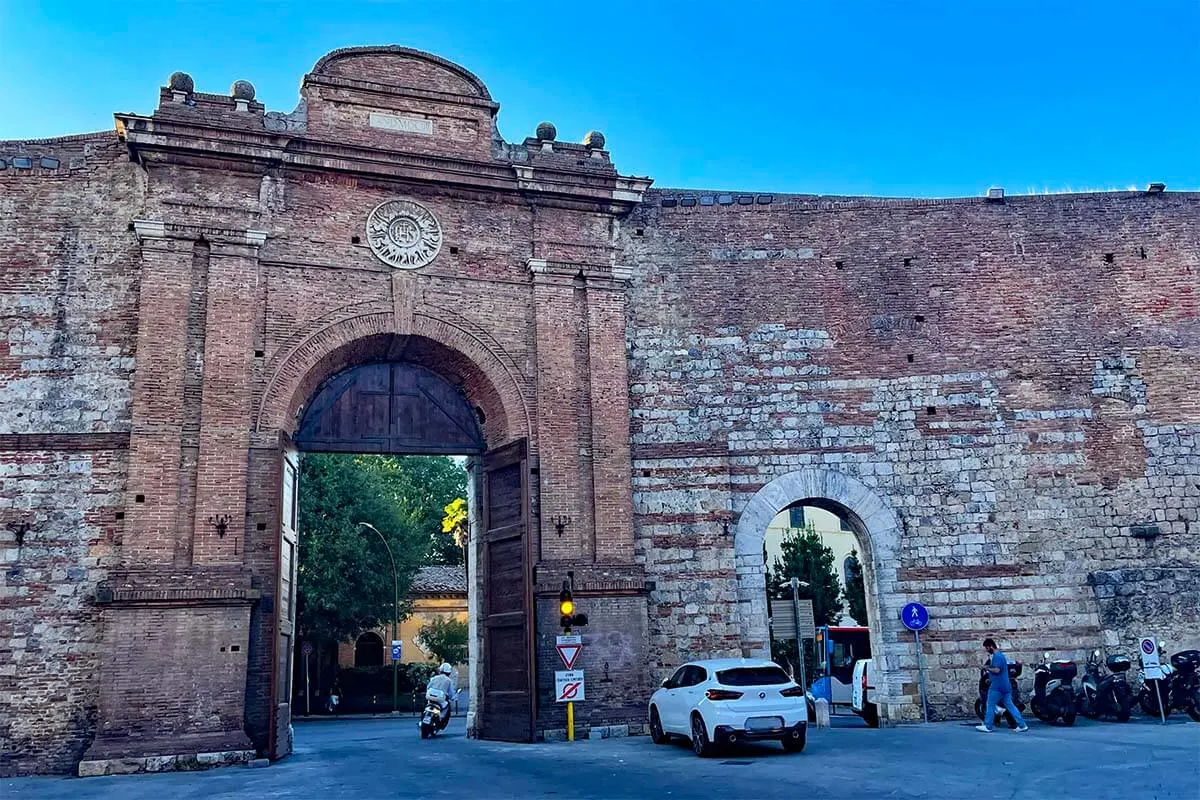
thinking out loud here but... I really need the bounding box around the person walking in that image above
[976,637,1028,732]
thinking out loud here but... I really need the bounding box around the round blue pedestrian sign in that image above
[901,602,929,631]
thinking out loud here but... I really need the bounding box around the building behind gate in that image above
[1,46,1197,776]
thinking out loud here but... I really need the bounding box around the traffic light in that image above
[559,582,588,631]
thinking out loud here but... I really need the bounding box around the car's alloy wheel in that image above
[649,707,669,745]
[691,714,712,757]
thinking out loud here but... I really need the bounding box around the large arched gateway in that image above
[2,45,1198,776]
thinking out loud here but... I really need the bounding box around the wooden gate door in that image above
[479,438,534,741]
[269,435,300,759]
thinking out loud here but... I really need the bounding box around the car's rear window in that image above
[716,667,791,686]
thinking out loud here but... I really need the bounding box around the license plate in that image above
[745,716,783,732]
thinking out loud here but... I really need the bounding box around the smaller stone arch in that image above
[733,468,911,723]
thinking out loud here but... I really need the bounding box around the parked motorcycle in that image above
[1139,646,1200,721]
[974,660,1025,729]
[1077,650,1132,722]
[1030,653,1077,726]
[419,687,452,739]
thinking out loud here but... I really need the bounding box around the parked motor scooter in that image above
[1139,645,1200,721]
[1171,649,1200,722]
[974,660,1025,729]
[1077,650,1132,722]
[1030,653,1077,726]
[419,687,452,739]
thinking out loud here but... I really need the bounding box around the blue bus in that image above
[809,625,871,709]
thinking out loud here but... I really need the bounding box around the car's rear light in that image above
[780,686,806,697]
[705,689,743,701]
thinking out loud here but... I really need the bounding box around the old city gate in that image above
[41,46,650,772]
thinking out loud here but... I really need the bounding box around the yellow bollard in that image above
[567,701,574,741]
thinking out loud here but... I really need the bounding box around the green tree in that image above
[416,617,469,665]
[296,454,425,645]
[843,549,868,626]
[767,522,845,686]
[359,456,467,566]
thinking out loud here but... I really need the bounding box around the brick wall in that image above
[0,134,141,774]
[623,190,1200,719]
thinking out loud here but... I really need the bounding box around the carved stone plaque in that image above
[366,199,443,269]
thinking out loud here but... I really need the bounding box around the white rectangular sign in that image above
[369,112,433,135]
[1140,636,1163,680]
[555,670,585,703]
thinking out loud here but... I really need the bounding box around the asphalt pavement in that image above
[4,713,1197,800]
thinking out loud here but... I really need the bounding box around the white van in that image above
[850,659,880,727]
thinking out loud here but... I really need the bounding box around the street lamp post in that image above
[789,577,811,694]
[357,521,399,715]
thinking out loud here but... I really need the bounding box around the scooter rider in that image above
[427,662,457,718]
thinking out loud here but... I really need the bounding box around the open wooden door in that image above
[268,435,300,760]
[479,438,534,742]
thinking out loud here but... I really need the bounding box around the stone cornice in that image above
[527,259,631,287]
[116,112,651,212]
[133,219,268,247]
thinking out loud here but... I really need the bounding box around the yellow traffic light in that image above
[560,597,575,616]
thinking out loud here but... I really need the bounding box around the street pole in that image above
[915,629,929,723]
[789,578,807,694]
[358,522,399,715]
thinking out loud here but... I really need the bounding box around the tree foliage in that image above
[844,549,868,626]
[442,497,468,551]
[296,454,466,645]
[768,521,845,686]
[360,456,468,567]
[767,523,845,626]
[416,617,469,666]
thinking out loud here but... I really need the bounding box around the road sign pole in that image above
[791,579,807,692]
[915,629,929,723]
[305,651,311,716]
[567,700,575,741]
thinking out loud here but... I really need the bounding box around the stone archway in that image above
[733,468,912,723]
[254,326,537,756]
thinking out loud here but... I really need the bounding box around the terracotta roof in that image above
[410,565,468,596]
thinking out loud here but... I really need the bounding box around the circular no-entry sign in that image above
[901,602,930,631]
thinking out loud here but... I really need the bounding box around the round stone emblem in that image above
[365,199,443,269]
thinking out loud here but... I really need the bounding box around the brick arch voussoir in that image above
[255,312,531,446]
[732,468,903,681]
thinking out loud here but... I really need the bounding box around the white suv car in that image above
[648,658,807,757]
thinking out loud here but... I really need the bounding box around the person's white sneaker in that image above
[1015,725,1029,732]
[975,724,993,732]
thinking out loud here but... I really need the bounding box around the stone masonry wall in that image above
[624,190,1200,719]
[0,134,142,773]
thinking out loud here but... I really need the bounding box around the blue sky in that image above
[1,1,1196,197]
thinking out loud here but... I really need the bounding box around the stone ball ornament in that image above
[168,72,195,93]
[535,121,557,141]
[583,130,606,150]
[230,80,256,101]
[366,198,443,270]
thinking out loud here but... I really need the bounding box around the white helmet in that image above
[439,662,453,675]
